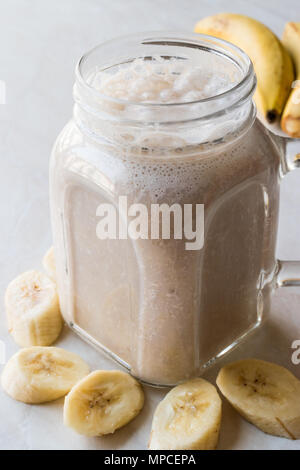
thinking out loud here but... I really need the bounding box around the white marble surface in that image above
[0,0,300,450]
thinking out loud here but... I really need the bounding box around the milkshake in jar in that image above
[50,33,284,385]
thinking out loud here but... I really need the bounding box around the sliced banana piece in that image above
[149,378,222,450]
[5,270,63,347]
[43,246,56,280]
[216,359,300,439]
[64,370,144,436]
[1,347,90,404]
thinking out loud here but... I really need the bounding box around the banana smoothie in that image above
[50,35,282,385]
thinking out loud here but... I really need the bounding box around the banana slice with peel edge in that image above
[1,346,90,404]
[64,370,144,436]
[216,359,300,439]
[149,378,222,450]
[5,270,63,347]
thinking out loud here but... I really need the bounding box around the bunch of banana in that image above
[149,378,222,450]
[64,370,144,436]
[1,347,90,403]
[217,359,300,439]
[281,23,300,137]
[5,270,63,347]
[194,13,294,124]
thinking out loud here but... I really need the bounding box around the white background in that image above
[0,0,300,450]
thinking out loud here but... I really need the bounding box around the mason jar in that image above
[50,32,299,386]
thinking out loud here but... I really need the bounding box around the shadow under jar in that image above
[50,32,286,386]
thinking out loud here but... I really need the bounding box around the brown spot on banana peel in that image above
[266,109,278,123]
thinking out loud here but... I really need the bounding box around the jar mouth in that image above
[75,31,255,122]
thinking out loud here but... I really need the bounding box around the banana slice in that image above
[5,270,63,347]
[43,246,56,280]
[149,378,222,450]
[1,347,90,403]
[64,370,144,436]
[216,359,300,439]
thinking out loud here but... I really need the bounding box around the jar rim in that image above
[75,31,255,114]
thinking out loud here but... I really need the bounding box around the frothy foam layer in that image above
[91,57,236,104]
[76,57,252,147]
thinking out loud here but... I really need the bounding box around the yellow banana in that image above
[195,13,294,123]
[281,22,300,137]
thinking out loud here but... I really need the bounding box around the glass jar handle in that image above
[276,139,300,287]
